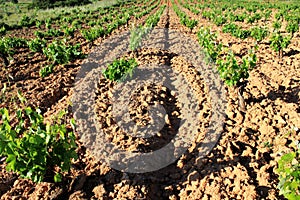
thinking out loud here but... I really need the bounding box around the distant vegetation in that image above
[0,0,18,3]
[29,0,92,9]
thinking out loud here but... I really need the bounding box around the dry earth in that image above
[0,0,300,199]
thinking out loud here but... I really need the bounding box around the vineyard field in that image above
[0,0,300,199]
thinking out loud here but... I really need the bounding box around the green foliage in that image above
[222,23,250,39]
[71,20,81,28]
[264,10,272,21]
[45,22,51,29]
[273,20,282,31]
[19,15,35,27]
[197,24,256,87]
[182,3,200,15]
[35,20,42,28]
[134,0,160,19]
[214,15,227,26]
[39,64,54,77]
[270,33,291,57]
[250,27,269,41]
[228,13,247,22]
[27,38,47,53]
[0,37,27,66]
[173,4,198,31]
[275,11,284,21]
[222,23,238,34]
[81,27,104,42]
[34,31,44,38]
[129,5,165,52]
[145,5,166,27]
[103,58,138,82]
[30,0,92,9]
[0,26,6,35]
[235,29,251,39]
[247,13,262,24]
[217,50,256,86]
[63,26,76,37]
[106,22,118,35]
[47,28,64,37]
[129,26,150,52]
[286,21,299,35]
[34,29,64,39]
[0,107,78,183]
[185,19,198,30]
[197,27,222,62]
[276,141,300,200]
[202,10,214,20]
[42,40,83,64]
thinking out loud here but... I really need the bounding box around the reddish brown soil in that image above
[0,0,300,199]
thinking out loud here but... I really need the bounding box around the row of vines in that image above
[0,0,299,199]
[173,0,300,199]
[0,0,167,184]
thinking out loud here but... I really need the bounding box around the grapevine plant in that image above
[0,108,78,183]
[129,5,166,55]
[103,58,138,82]
[276,138,300,200]
[108,4,165,83]
[217,50,257,86]
[270,33,291,58]
[42,39,83,65]
[173,3,198,32]
[0,37,27,66]
[197,27,257,88]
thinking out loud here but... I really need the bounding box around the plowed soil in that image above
[0,0,300,199]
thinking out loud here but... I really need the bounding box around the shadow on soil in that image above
[246,78,300,105]
[56,132,284,199]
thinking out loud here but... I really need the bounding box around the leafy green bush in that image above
[145,5,166,27]
[250,27,269,41]
[263,10,272,21]
[35,20,42,28]
[247,13,262,23]
[173,4,198,31]
[103,58,138,82]
[182,3,200,15]
[63,26,76,37]
[214,16,227,26]
[235,29,251,39]
[47,28,64,37]
[228,13,246,22]
[81,27,104,42]
[129,5,166,53]
[202,10,214,20]
[35,29,64,38]
[0,37,27,66]
[27,38,47,52]
[222,23,238,34]
[185,19,198,30]
[19,15,35,27]
[129,25,150,52]
[197,27,222,62]
[273,21,282,31]
[222,23,250,39]
[39,64,54,77]
[276,140,300,199]
[0,26,6,35]
[0,107,78,183]
[270,33,291,57]
[216,50,256,86]
[42,40,83,64]
[286,21,299,36]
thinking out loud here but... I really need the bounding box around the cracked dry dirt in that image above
[1,0,300,199]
